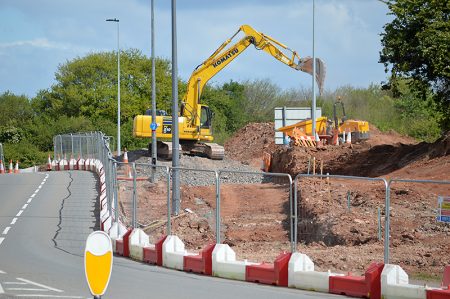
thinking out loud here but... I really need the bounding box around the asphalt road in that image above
[0,171,348,299]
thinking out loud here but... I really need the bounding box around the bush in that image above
[3,141,48,168]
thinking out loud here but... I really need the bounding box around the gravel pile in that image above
[129,150,272,187]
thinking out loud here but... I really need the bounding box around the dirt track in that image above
[119,124,449,281]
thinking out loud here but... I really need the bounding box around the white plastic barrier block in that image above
[288,253,343,293]
[109,222,127,239]
[212,244,259,281]
[109,221,127,253]
[381,264,427,299]
[162,235,195,270]
[129,228,150,261]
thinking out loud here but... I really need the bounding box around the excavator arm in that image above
[182,24,325,127]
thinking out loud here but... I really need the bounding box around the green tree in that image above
[33,49,173,122]
[380,0,450,129]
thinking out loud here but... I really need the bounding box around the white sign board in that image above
[274,107,322,144]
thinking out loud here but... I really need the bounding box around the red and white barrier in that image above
[381,264,428,299]
[0,160,4,174]
[162,235,196,271]
[288,253,343,293]
[129,228,150,262]
[211,244,259,281]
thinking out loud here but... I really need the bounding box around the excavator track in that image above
[204,143,224,160]
[148,141,181,160]
[150,141,224,160]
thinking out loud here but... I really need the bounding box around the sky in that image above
[0,0,392,98]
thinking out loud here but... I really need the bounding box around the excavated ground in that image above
[119,123,449,281]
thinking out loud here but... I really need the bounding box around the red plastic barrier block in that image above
[184,244,216,275]
[427,289,450,299]
[116,229,132,257]
[143,235,167,266]
[329,262,384,299]
[245,252,291,287]
[443,265,450,288]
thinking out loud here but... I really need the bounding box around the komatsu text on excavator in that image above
[133,24,325,160]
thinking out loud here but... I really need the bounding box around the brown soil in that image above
[119,124,450,281]
[224,122,279,168]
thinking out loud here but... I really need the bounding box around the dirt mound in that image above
[366,125,417,147]
[271,129,449,178]
[224,122,278,167]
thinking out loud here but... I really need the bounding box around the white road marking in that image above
[22,204,28,209]
[10,218,17,225]
[0,238,4,245]
[27,198,32,203]
[16,210,23,217]
[2,227,10,235]
[3,282,27,285]
[6,288,48,291]
[30,194,35,198]
[0,270,5,274]
[16,278,63,293]
[0,282,3,294]
[16,295,84,298]
[37,185,42,189]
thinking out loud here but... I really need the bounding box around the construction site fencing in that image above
[53,133,115,161]
[114,161,171,239]
[386,178,450,271]
[217,170,294,253]
[52,132,450,272]
[168,166,218,241]
[294,173,389,266]
[53,132,116,223]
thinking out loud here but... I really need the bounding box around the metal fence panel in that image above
[295,173,389,272]
[387,178,450,275]
[218,170,294,262]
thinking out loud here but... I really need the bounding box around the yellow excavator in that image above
[133,24,325,159]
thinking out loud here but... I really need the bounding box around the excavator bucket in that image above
[298,57,326,95]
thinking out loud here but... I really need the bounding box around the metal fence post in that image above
[166,166,171,235]
[384,180,390,264]
[132,162,137,229]
[215,171,221,244]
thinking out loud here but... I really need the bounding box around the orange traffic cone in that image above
[332,129,339,145]
[14,160,19,173]
[0,160,4,174]
[47,155,52,171]
[8,160,13,173]
[123,149,132,178]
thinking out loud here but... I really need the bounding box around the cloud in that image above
[0,38,70,50]
[0,0,391,97]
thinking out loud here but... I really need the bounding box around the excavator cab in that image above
[200,105,213,131]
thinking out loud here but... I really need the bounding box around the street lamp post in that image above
[106,18,121,157]
[151,0,157,180]
[311,0,316,138]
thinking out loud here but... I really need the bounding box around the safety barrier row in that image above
[104,228,450,299]
[52,131,450,299]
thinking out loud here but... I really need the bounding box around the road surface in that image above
[0,171,348,299]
